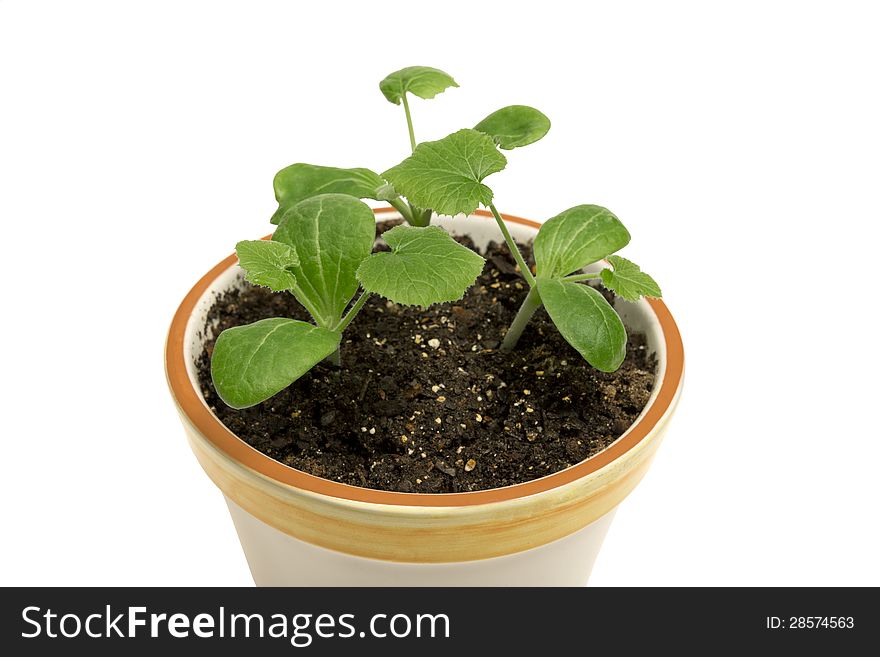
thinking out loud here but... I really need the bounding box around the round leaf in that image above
[534,205,630,278]
[271,164,383,224]
[211,318,341,409]
[537,278,626,372]
[474,105,551,149]
[379,66,458,105]
[357,225,485,305]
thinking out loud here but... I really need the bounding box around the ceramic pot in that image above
[165,209,684,586]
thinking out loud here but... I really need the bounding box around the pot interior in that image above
[184,212,667,448]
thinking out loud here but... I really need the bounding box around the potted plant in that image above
[165,66,684,586]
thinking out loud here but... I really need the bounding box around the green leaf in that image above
[534,205,631,278]
[272,194,376,327]
[235,240,298,292]
[270,164,383,224]
[357,225,484,306]
[536,279,626,372]
[379,66,458,105]
[374,182,398,202]
[382,129,507,216]
[211,318,341,409]
[474,105,551,149]
[600,255,662,301]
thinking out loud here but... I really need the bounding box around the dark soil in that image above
[195,220,657,493]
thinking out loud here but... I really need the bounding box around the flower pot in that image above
[165,209,684,586]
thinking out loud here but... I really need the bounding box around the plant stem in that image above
[328,349,341,368]
[404,205,431,227]
[292,285,327,328]
[563,272,602,282]
[388,197,415,223]
[334,289,370,333]
[407,202,425,226]
[401,93,417,152]
[501,286,542,352]
[488,203,536,288]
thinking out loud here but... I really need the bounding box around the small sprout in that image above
[375,75,661,373]
[211,193,482,409]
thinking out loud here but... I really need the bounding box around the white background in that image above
[1,0,878,586]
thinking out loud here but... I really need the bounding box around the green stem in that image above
[404,204,431,227]
[388,197,415,223]
[408,202,425,226]
[563,272,602,283]
[501,286,542,352]
[489,203,536,288]
[292,285,328,328]
[402,93,417,152]
[328,349,341,368]
[334,289,370,333]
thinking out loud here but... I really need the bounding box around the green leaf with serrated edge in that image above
[270,164,383,224]
[356,225,484,306]
[382,129,507,217]
[600,255,662,301]
[474,105,551,149]
[235,240,299,292]
[533,205,631,279]
[379,66,458,105]
[211,318,341,409]
[537,278,626,372]
[272,194,375,327]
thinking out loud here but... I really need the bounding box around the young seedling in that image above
[269,66,458,228]
[382,117,661,372]
[211,193,484,409]
[215,67,659,410]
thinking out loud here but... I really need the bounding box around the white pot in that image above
[165,209,685,586]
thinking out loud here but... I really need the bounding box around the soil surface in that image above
[196,220,657,493]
